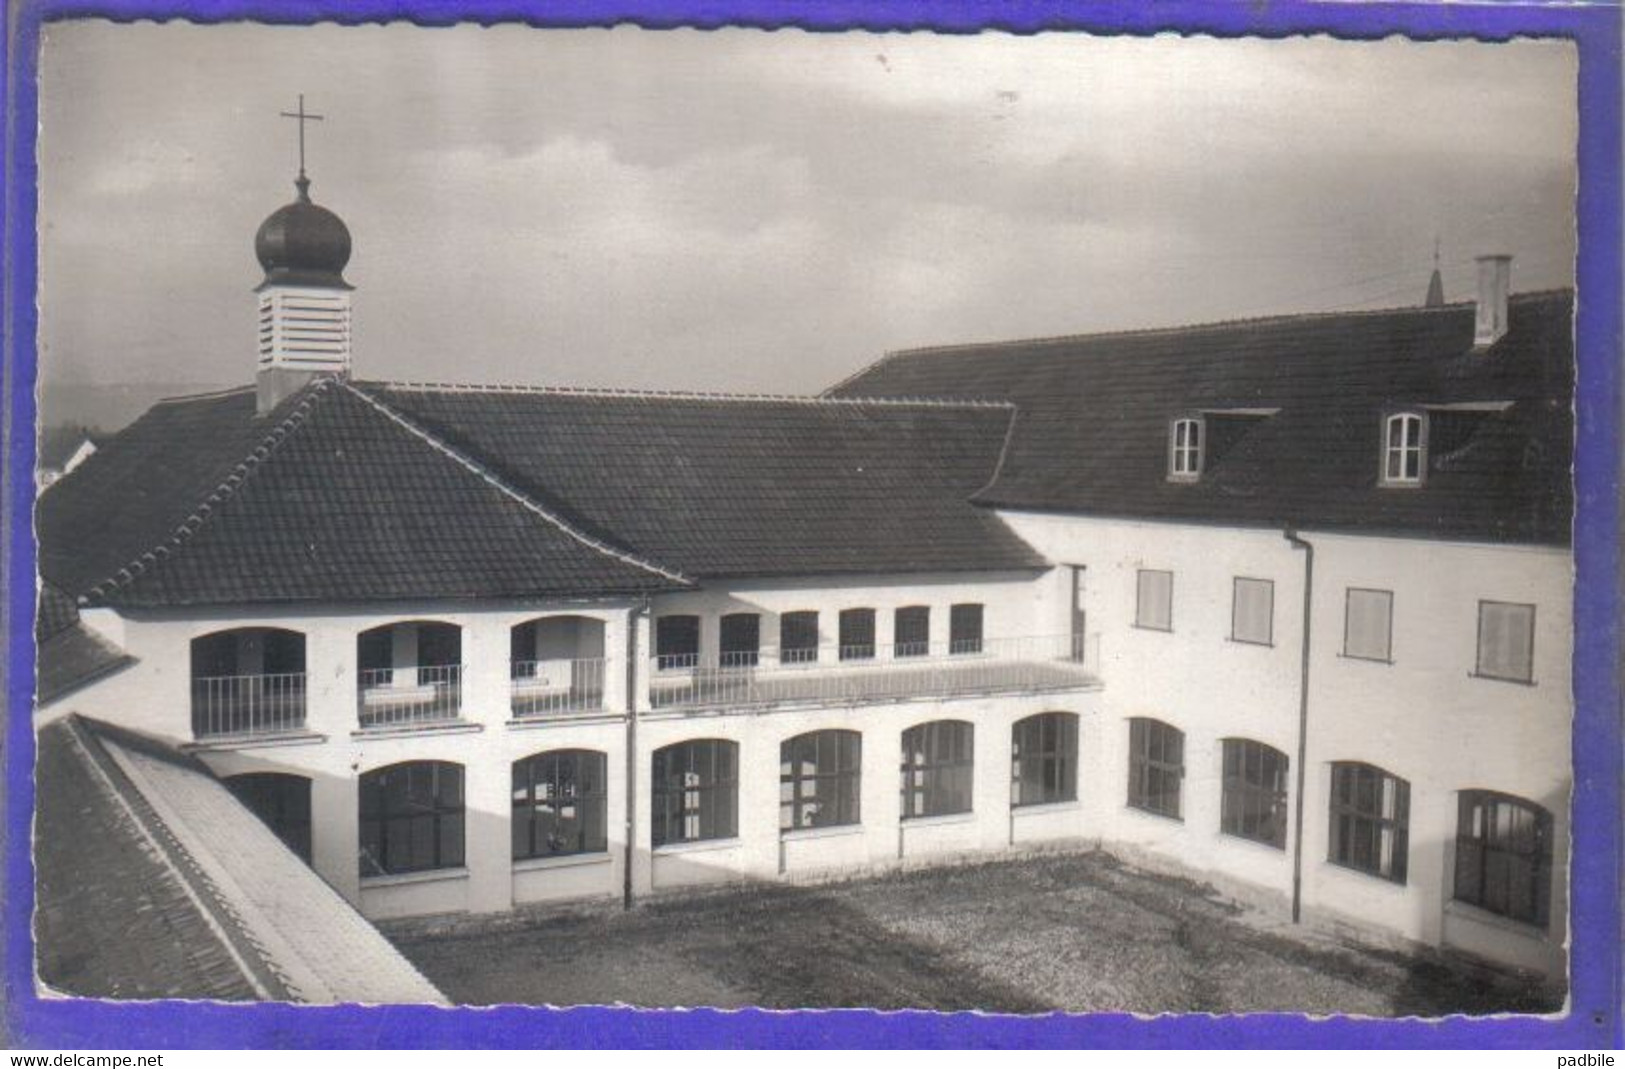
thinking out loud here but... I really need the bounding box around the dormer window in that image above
[1382,412,1426,486]
[1169,417,1204,481]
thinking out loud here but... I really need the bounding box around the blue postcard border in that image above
[3,0,1620,1049]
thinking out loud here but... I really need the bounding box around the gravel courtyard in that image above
[384,850,1562,1016]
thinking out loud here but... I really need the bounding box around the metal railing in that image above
[191,672,308,739]
[510,657,609,717]
[649,632,1100,710]
[357,664,463,728]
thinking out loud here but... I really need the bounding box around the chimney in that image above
[1473,254,1512,348]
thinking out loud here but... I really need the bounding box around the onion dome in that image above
[254,175,353,290]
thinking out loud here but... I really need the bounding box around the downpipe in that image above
[623,598,649,911]
[1283,527,1314,925]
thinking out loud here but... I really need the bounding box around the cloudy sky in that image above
[38,23,1576,415]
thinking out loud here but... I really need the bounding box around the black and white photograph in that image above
[32,22,1579,1017]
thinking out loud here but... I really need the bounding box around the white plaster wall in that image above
[643,571,1054,669]
[999,509,1572,975]
[632,689,1102,897]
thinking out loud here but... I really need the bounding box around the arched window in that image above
[1011,712,1078,807]
[510,615,607,716]
[652,739,738,847]
[1455,791,1553,926]
[839,608,877,661]
[1127,718,1184,819]
[190,627,307,738]
[1220,739,1289,849]
[358,761,465,877]
[512,750,609,860]
[1329,762,1409,883]
[356,621,463,727]
[1169,417,1204,479]
[655,615,700,671]
[225,772,312,863]
[781,730,862,831]
[900,720,974,819]
[1382,412,1425,486]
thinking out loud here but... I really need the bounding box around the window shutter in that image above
[1138,570,1173,630]
[1233,579,1273,644]
[1478,602,1534,681]
[1345,589,1392,661]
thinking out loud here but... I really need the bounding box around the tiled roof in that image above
[830,292,1574,546]
[34,715,445,1004]
[35,584,135,705]
[37,380,686,609]
[367,384,1047,579]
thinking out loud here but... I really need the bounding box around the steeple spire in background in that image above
[1425,235,1445,308]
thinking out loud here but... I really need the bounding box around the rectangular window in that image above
[1329,763,1409,883]
[654,615,700,671]
[1127,718,1184,819]
[1220,739,1288,849]
[1169,417,1203,479]
[1344,588,1394,662]
[1231,578,1274,646]
[1476,601,1536,683]
[839,608,876,661]
[893,606,930,658]
[1135,570,1174,632]
[1454,791,1553,927]
[949,603,984,654]
[719,613,760,670]
[779,611,819,665]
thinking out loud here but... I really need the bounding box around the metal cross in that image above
[279,94,325,179]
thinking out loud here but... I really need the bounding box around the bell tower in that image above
[253,95,354,415]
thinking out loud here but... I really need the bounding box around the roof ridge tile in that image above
[342,381,692,585]
[81,380,336,606]
[873,288,1574,364]
[369,379,1014,411]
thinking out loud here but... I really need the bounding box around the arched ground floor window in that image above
[1127,718,1184,819]
[1329,762,1409,883]
[652,739,738,847]
[1454,790,1553,927]
[1220,738,1289,849]
[781,730,861,831]
[225,772,312,863]
[1011,712,1078,807]
[359,761,465,877]
[901,720,973,819]
[512,749,609,859]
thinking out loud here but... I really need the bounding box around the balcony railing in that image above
[357,664,463,729]
[510,657,609,718]
[650,633,1100,711]
[192,672,308,739]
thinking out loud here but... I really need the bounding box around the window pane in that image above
[950,604,984,653]
[720,613,760,668]
[840,609,876,660]
[780,611,820,662]
[894,607,930,657]
[656,615,700,669]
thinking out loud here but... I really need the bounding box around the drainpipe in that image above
[1282,527,1314,925]
[623,598,649,911]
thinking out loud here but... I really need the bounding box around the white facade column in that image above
[459,616,510,728]
[463,755,513,913]
[305,618,356,737]
[866,722,902,865]
[312,770,361,906]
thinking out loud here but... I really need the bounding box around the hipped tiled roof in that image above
[34,715,445,1004]
[831,292,1574,546]
[37,380,686,608]
[367,385,1047,580]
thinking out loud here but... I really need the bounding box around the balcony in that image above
[510,657,609,718]
[191,672,308,740]
[357,664,464,730]
[649,633,1100,712]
